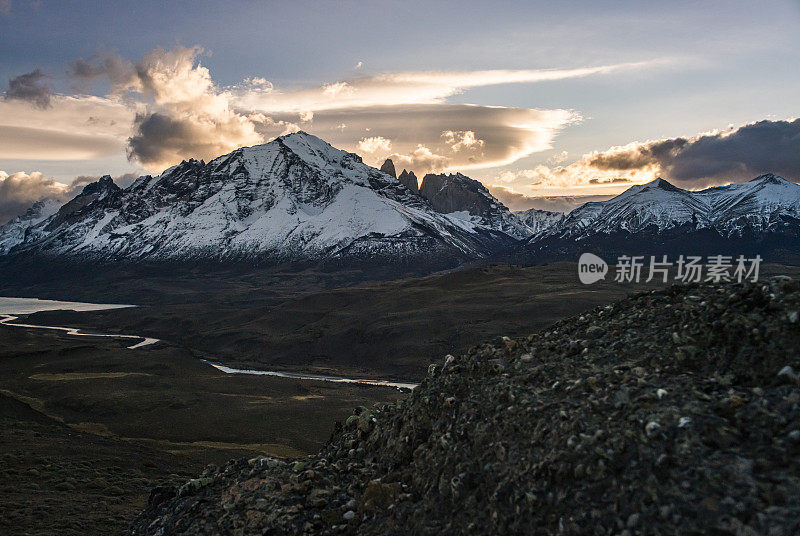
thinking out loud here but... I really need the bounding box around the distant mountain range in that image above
[0,198,62,256]
[549,175,800,237]
[519,175,800,263]
[2,132,799,267]
[514,208,564,239]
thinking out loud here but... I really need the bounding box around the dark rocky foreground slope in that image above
[132,278,800,535]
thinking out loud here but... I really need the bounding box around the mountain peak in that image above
[275,130,365,165]
[277,130,330,147]
[240,131,334,155]
[750,173,789,185]
[397,169,419,194]
[80,175,120,197]
[645,177,681,191]
[279,130,313,140]
[228,131,366,173]
[613,177,682,201]
[380,158,396,178]
[5,132,530,263]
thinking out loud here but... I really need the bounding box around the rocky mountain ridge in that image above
[514,207,564,239]
[545,175,800,238]
[3,135,799,266]
[377,159,526,238]
[519,175,800,263]
[418,172,531,240]
[0,133,525,266]
[0,198,63,255]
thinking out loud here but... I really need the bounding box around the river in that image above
[0,297,416,390]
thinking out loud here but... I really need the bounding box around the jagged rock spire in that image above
[398,169,419,195]
[380,159,396,179]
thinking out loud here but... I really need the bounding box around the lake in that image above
[0,297,134,315]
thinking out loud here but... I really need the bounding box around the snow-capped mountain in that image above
[518,174,800,263]
[547,175,800,239]
[554,178,710,236]
[376,160,525,238]
[3,132,523,264]
[0,198,63,255]
[699,174,800,235]
[418,172,531,240]
[514,208,564,239]
[8,134,794,268]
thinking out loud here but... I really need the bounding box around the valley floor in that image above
[0,327,403,535]
[0,391,201,536]
[2,262,799,533]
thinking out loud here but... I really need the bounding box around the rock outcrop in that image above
[397,169,419,195]
[419,173,490,215]
[379,159,396,179]
[419,173,531,239]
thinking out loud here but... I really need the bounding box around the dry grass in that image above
[29,372,152,381]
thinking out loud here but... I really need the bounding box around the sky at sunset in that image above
[1,0,799,215]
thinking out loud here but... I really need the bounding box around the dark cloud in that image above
[5,69,52,109]
[116,173,139,188]
[487,185,612,213]
[72,47,263,170]
[585,119,800,186]
[587,138,686,171]
[68,175,97,190]
[68,53,136,87]
[64,46,577,173]
[128,112,244,168]
[588,177,632,185]
[0,171,66,223]
[128,113,188,165]
[70,58,105,79]
[0,171,140,224]
[0,0,10,15]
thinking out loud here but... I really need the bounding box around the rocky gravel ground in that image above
[132,278,800,535]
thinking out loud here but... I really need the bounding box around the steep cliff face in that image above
[420,173,489,214]
[379,159,396,179]
[419,173,530,239]
[379,159,419,195]
[397,169,419,195]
